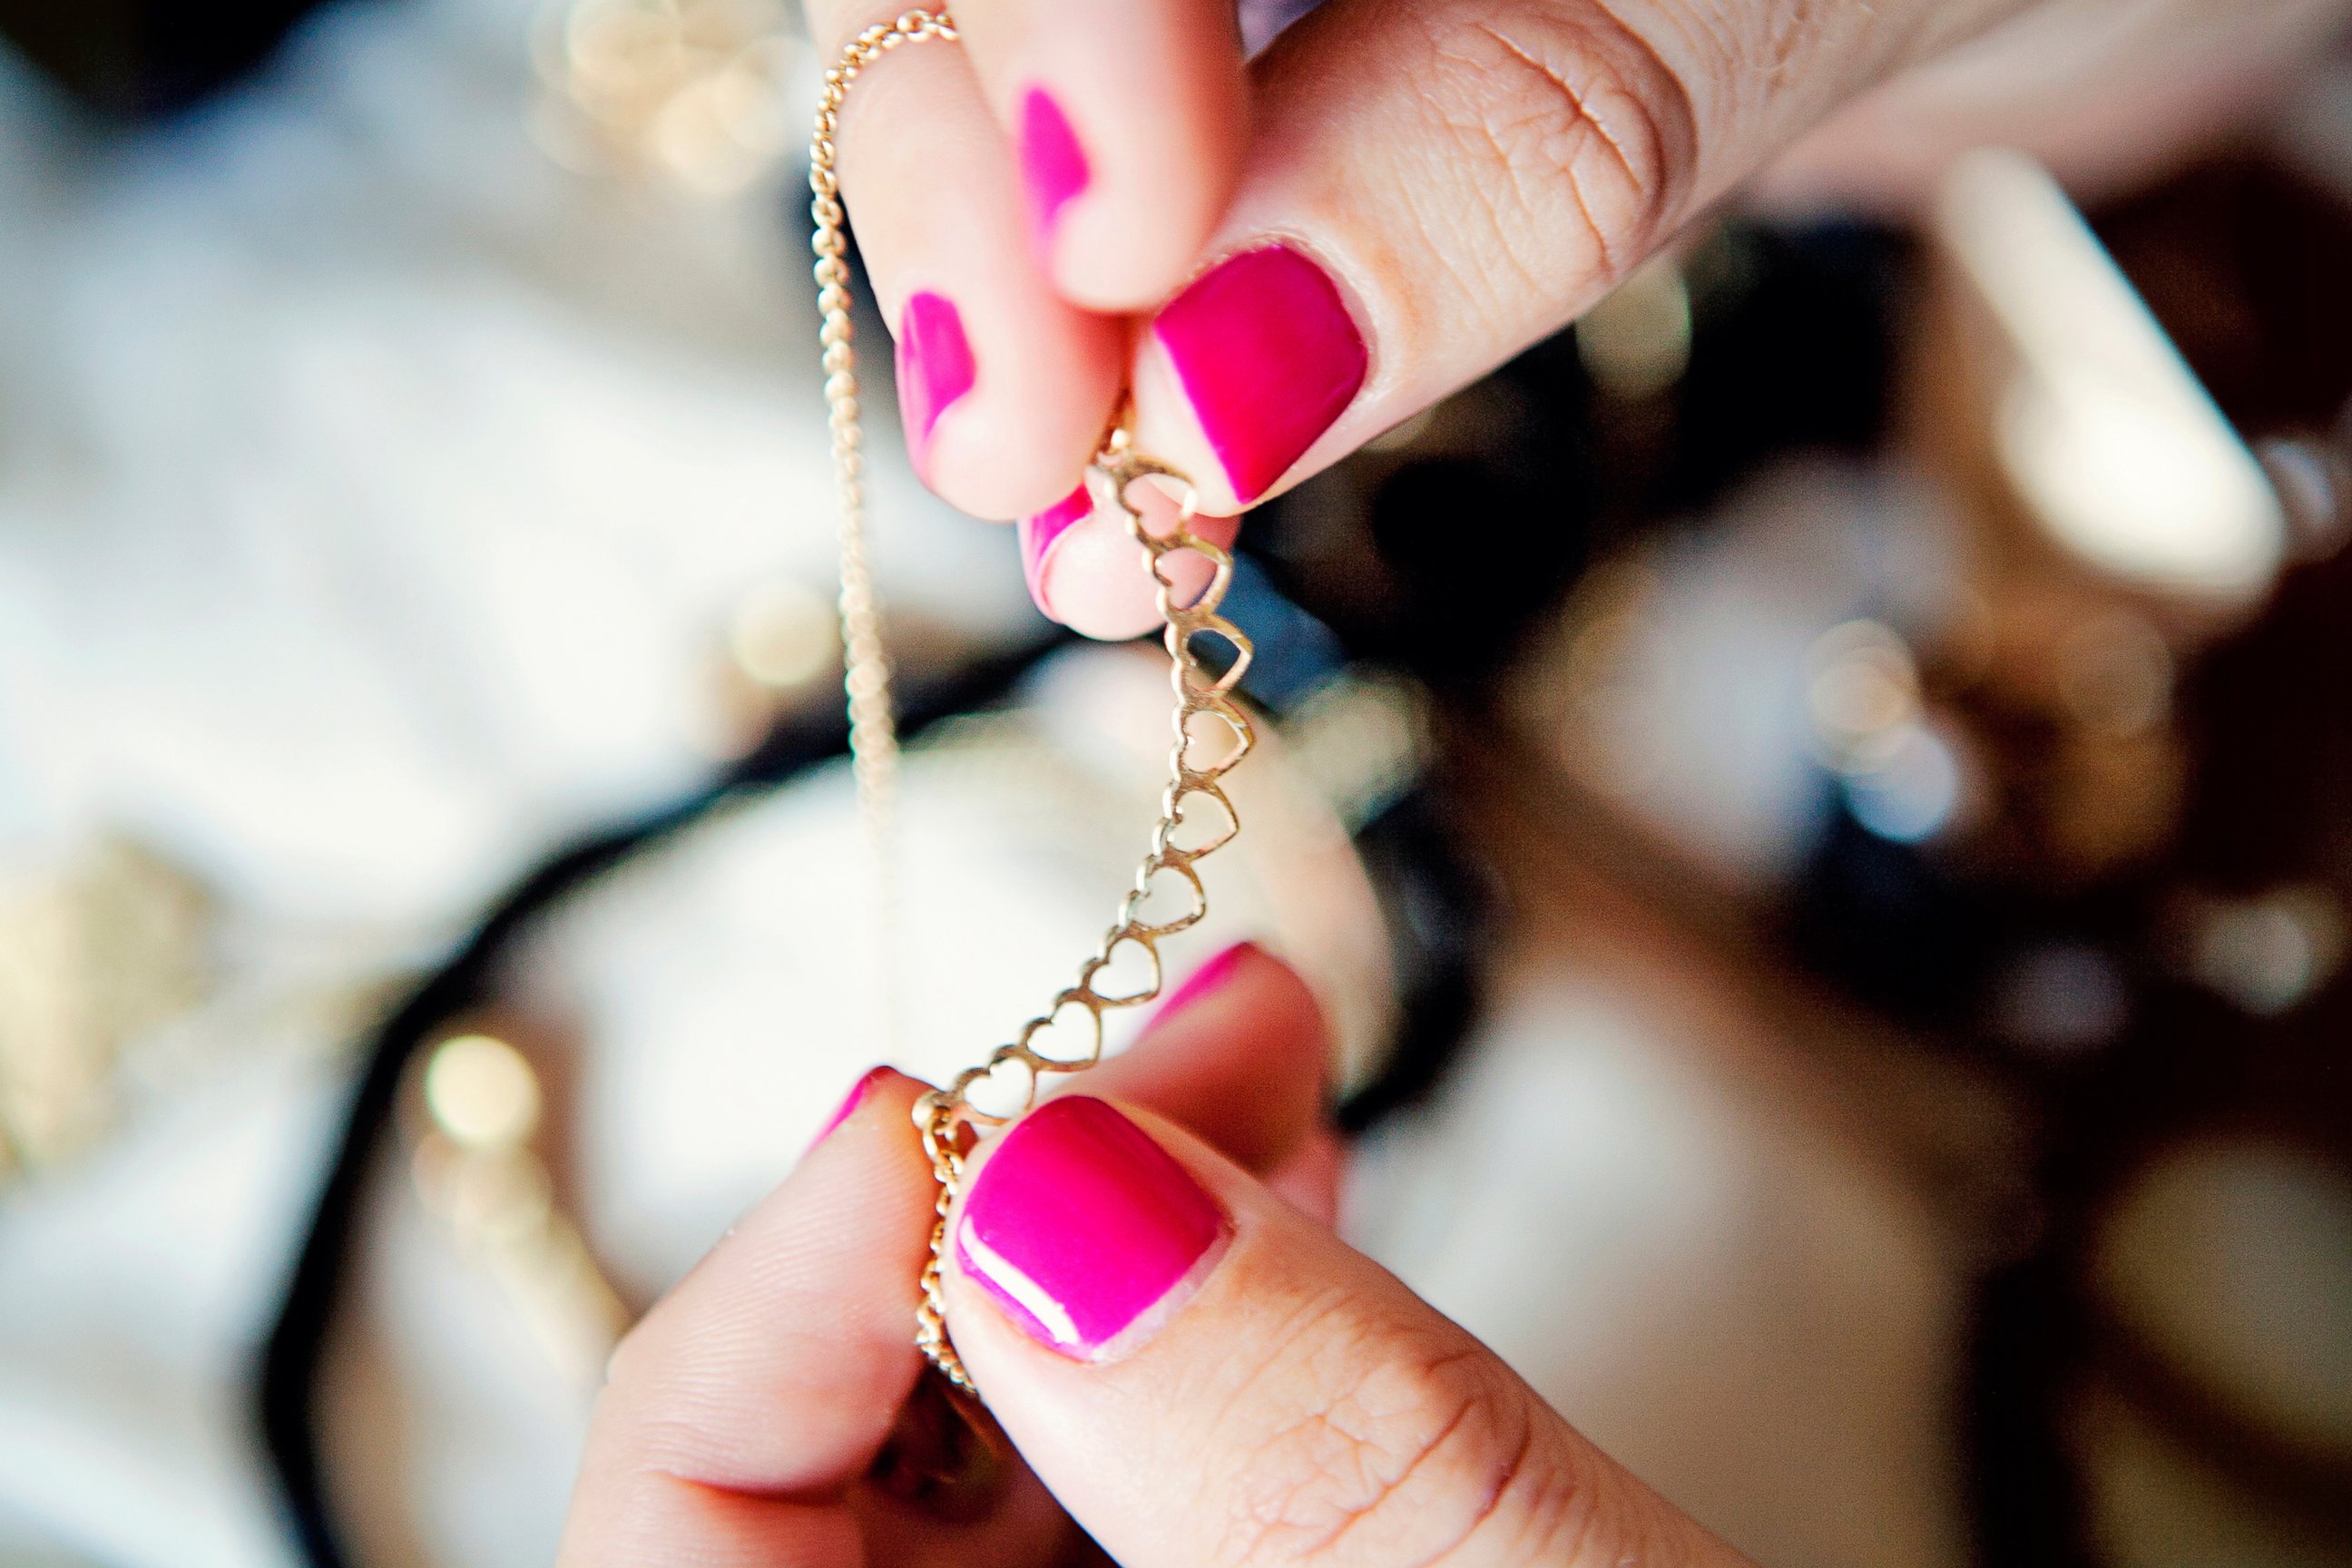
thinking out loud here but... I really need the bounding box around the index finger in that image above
[557,1068,936,1565]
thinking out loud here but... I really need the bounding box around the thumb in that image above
[1032,0,2019,634]
[1122,0,2021,515]
[941,1094,1752,1567]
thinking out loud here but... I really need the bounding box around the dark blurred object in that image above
[1252,217,1907,694]
[1643,220,1905,514]
[1785,147,2337,1059]
[2098,154,2352,441]
[2180,499,2352,906]
[0,0,330,118]
[1960,152,2352,1568]
[1972,984,2352,1568]
[1417,144,2352,1562]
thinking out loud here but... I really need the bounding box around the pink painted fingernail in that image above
[1152,244,1366,504]
[1016,86,1090,258]
[1018,484,1091,616]
[956,1096,1227,1359]
[807,1064,891,1152]
[1151,940,1262,1027]
[896,291,975,477]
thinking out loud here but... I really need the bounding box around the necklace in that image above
[809,9,1259,1394]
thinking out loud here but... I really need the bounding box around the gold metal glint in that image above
[809,8,1257,1394]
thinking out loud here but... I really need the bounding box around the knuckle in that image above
[1206,1292,1553,1563]
[1419,2,1699,300]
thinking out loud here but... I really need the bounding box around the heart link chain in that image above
[810,8,1256,1395]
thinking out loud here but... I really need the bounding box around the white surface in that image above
[0,0,1028,930]
[0,1049,346,1568]
[0,0,1020,1560]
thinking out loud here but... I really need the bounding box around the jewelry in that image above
[410,1025,632,1387]
[0,834,214,1183]
[810,8,1257,1393]
[534,0,805,196]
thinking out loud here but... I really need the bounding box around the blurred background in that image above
[1,1,2349,1565]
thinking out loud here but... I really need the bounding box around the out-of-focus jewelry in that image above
[809,9,1257,1394]
[0,836,212,1182]
[410,1027,631,1387]
[533,0,805,196]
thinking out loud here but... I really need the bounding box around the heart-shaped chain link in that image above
[811,9,1257,1396]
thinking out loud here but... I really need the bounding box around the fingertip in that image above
[1014,83,1092,264]
[946,1095,1234,1363]
[1018,484,1241,639]
[1077,941,1330,1177]
[958,0,1248,311]
[831,33,1122,523]
[1265,1126,1345,1229]
[1040,74,1246,312]
[585,1063,937,1504]
[912,299,1122,521]
[1142,941,1328,1092]
[803,1063,926,1158]
[1145,937,1266,1029]
[1132,240,1370,513]
[1017,484,1092,617]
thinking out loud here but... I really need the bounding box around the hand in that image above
[814,0,2348,638]
[557,944,1756,1565]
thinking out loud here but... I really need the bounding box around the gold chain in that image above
[810,8,1258,1394]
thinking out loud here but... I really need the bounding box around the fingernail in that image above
[896,291,975,477]
[1151,940,1262,1027]
[1017,484,1092,616]
[1152,244,1366,504]
[1016,86,1089,259]
[807,1064,891,1152]
[956,1096,1227,1359]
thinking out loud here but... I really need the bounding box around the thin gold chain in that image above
[810,8,1258,1394]
[810,11,945,1053]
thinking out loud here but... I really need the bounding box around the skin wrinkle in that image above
[1469,20,1633,279]
[1238,0,1704,416]
[633,1407,806,1496]
[1761,0,1821,87]
[1622,0,1745,142]
[1415,28,1583,309]
[1218,1300,1545,1564]
[1418,4,1697,323]
[648,1464,812,1512]
[1316,1395,1481,1562]
[1187,1276,1367,1507]
[1468,1429,1613,1568]
[1204,1288,1383,1523]
[1210,1289,1398,1555]
[1372,76,1541,348]
[1430,1410,1543,1565]
[1308,1343,1486,1502]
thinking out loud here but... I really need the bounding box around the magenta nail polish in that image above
[1152,244,1367,504]
[1151,940,1262,1026]
[1018,484,1091,613]
[896,291,975,475]
[956,1096,1227,1358]
[1017,87,1090,257]
[808,1064,890,1152]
